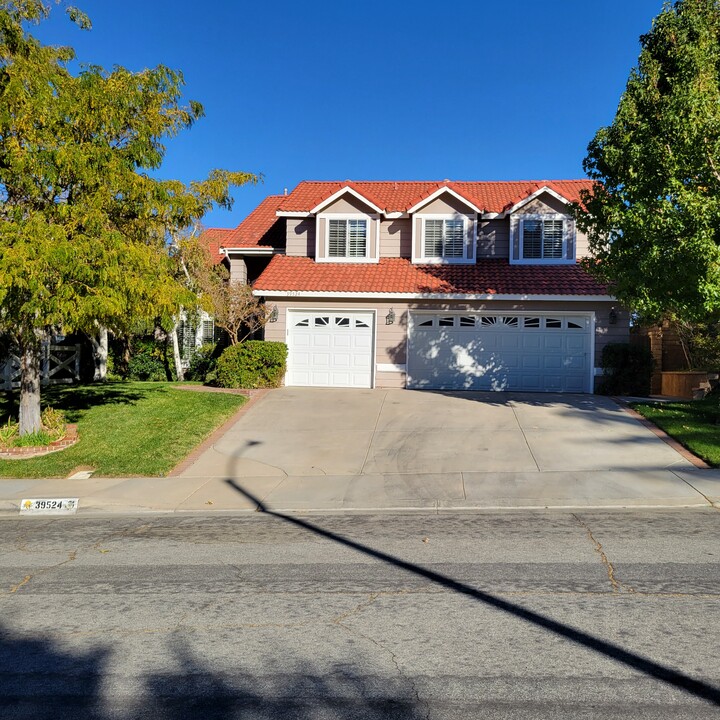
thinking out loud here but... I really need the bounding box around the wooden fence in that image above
[2,344,81,391]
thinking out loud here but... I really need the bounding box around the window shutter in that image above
[565,218,575,260]
[328,220,346,257]
[543,219,564,259]
[347,219,367,257]
[424,220,444,257]
[444,219,464,257]
[522,219,542,259]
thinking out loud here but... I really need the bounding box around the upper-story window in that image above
[424,219,465,259]
[328,218,367,258]
[522,218,564,260]
[414,214,474,264]
[511,213,575,264]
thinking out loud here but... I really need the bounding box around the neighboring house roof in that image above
[199,228,232,264]
[222,194,285,247]
[277,180,592,215]
[253,256,609,297]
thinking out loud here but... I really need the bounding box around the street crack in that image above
[572,513,636,594]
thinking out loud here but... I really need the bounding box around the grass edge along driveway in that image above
[632,397,720,467]
[0,382,245,478]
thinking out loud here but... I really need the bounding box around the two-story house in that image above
[213,180,628,393]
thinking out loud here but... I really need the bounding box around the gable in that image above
[514,191,570,216]
[320,194,380,215]
[414,191,478,216]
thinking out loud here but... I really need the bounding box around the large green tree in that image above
[0,1,254,434]
[576,0,720,322]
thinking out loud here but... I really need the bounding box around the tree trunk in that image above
[88,325,108,382]
[18,332,43,436]
[170,319,184,382]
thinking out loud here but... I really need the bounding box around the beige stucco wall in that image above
[477,219,509,258]
[286,218,315,257]
[380,218,412,257]
[263,297,629,389]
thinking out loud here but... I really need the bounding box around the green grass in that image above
[632,397,720,467]
[0,382,245,478]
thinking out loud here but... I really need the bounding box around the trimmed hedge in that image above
[215,341,287,389]
[598,342,654,396]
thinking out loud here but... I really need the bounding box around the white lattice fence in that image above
[2,344,81,390]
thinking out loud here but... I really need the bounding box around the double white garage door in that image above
[286,310,592,393]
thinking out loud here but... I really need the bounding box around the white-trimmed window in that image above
[424,219,464,258]
[415,214,474,263]
[511,213,575,264]
[328,218,367,258]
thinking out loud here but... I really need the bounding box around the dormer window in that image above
[413,213,475,264]
[424,219,465,259]
[328,219,367,258]
[510,213,575,264]
[522,218,564,260]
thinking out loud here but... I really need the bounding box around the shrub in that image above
[127,338,167,381]
[185,342,219,382]
[598,343,655,396]
[215,341,287,389]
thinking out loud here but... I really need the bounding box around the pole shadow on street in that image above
[226,442,720,709]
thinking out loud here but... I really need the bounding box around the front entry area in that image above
[285,310,375,388]
[407,312,592,392]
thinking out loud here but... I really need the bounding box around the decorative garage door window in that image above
[408,313,591,393]
[287,312,374,388]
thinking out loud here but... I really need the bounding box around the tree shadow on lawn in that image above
[0,383,159,423]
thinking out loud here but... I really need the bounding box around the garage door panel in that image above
[408,313,591,393]
[287,312,374,388]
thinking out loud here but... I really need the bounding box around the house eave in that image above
[252,290,615,302]
[220,247,275,256]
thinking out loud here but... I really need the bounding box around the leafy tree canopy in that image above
[576,0,720,322]
[0,0,255,433]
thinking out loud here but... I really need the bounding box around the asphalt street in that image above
[1,508,719,719]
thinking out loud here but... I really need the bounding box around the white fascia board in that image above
[253,290,615,302]
[220,247,274,256]
[479,212,503,220]
[383,211,409,219]
[507,186,570,214]
[276,211,311,217]
[407,187,483,214]
[310,186,384,214]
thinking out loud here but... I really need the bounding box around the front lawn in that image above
[632,397,720,467]
[0,382,245,477]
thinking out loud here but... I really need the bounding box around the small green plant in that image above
[599,343,655,396]
[41,407,66,437]
[216,341,287,389]
[0,418,19,445]
[0,407,66,448]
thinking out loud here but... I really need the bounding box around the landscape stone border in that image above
[0,423,79,460]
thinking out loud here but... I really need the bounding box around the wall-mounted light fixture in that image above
[268,305,279,323]
[609,307,618,325]
[385,308,396,325]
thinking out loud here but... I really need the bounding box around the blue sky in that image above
[36,0,665,228]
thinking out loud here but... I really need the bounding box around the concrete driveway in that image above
[176,388,718,511]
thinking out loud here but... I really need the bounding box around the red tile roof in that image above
[253,256,609,296]
[278,180,593,214]
[199,228,232,264]
[222,194,285,247]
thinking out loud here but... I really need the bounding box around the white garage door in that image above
[408,313,592,392]
[286,311,374,388]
